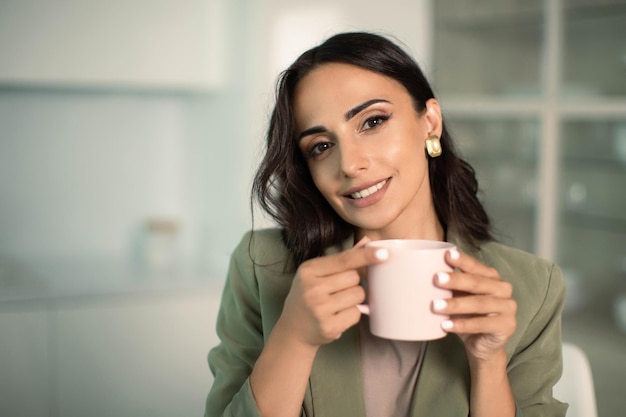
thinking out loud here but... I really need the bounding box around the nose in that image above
[339,139,369,178]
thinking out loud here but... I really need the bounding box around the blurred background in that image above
[0,0,624,416]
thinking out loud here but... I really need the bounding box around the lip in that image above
[342,177,391,208]
[343,178,389,196]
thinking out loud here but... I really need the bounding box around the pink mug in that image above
[359,239,455,341]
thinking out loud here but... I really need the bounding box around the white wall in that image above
[258,0,432,86]
[0,0,255,279]
[0,91,189,260]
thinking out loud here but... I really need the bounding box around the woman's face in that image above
[293,63,443,240]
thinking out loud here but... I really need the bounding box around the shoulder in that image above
[230,228,293,285]
[229,228,294,328]
[477,241,566,349]
[477,241,565,319]
[479,242,565,302]
[231,227,290,272]
[478,241,558,284]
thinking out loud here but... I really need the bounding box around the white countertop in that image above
[0,259,225,307]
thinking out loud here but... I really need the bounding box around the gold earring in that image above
[425,135,442,158]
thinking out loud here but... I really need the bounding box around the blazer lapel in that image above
[306,325,366,416]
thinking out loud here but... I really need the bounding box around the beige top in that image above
[360,317,426,417]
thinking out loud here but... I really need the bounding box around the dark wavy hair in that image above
[252,32,492,269]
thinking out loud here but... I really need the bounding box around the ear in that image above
[423,98,443,137]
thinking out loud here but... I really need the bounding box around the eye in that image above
[305,141,335,159]
[362,114,390,131]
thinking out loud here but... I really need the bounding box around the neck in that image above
[355,207,445,242]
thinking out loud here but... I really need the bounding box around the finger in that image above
[296,273,354,309]
[432,295,517,316]
[441,314,517,335]
[317,270,362,294]
[352,237,373,280]
[327,285,366,313]
[435,271,513,298]
[446,249,499,279]
[353,235,372,249]
[317,304,362,342]
[306,245,389,277]
[333,304,363,330]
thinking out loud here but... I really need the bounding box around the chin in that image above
[347,219,392,234]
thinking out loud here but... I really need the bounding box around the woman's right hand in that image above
[250,238,388,417]
[277,237,389,347]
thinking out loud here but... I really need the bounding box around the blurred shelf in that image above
[439,97,626,116]
[561,211,626,233]
[465,155,537,166]
[481,203,536,221]
[558,99,626,118]
[435,0,626,28]
[440,97,544,115]
[562,159,626,172]
[434,1,543,28]
[564,1,626,21]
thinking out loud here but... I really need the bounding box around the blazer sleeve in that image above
[204,232,264,417]
[507,263,569,417]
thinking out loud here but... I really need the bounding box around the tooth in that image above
[351,179,388,199]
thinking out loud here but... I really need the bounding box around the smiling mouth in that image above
[350,179,388,199]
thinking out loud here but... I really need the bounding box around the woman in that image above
[205,32,567,417]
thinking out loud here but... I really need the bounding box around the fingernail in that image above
[432,299,447,311]
[436,272,450,284]
[449,249,460,260]
[374,248,389,261]
[441,320,454,330]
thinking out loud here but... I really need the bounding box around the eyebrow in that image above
[298,126,327,142]
[344,98,390,121]
[297,98,391,142]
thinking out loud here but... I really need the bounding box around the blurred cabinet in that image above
[432,0,626,307]
[433,0,544,97]
[0,0,225,91]
[0,287,221,417]
[0,311,49,417]
[55,292,217,417]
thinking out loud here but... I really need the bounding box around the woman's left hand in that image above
[432,249,517,362]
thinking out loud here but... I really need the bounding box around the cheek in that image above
[308,162,335,198]
[385,135,425,167]
[309,167,347,214]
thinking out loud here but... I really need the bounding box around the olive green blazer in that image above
[205,228,568,417]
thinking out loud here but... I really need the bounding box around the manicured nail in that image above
[449,249,460,260]
[374,248,389,261]
[433,299,447,311]
[436,272,450,284]
[441,320,454,330]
